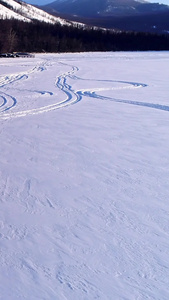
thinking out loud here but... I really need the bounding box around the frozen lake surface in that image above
[0,51,169,299]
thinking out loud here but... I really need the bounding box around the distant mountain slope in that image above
[41,0,169,34]
[42,0,169,18]
[0,0,71,25]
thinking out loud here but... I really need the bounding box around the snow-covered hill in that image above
[0,0,71,24]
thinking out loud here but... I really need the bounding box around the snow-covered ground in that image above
[0,51,169,300]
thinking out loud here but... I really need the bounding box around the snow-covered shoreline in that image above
[0,51,169,299]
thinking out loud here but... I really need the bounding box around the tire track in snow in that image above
[0,60,47,88]
[0,95,7,108]
[0,63,82,119]
[74,75,169,112]
[0,74,28,88]
[106,98,169,112]
[1,60,168,119]
[64,65,169,113]
[80,89,169,112]
[0,59,51,118]
[0,92,17,112]
[0,62,145,119]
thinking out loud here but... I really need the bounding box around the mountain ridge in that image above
[42,0,169,18]
[40,0,169,33]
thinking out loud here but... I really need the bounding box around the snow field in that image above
[0,51,169,299]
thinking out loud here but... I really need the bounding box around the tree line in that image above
[0,18,169,53]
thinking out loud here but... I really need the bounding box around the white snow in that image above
[0,0,71,24]
[5,0,21,9]
[0,3,30,21]
[0,51,169,300]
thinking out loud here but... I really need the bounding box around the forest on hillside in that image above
[0,18,169,53]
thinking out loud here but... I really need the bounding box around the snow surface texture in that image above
[0,51,169,300]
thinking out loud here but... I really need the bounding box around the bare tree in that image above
[7,28,17,52]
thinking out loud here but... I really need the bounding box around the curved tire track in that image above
[1,60,168,119]
[0,60,48,89]
[0,92,17,113]
[0,64,82,120]
[0,95,7,108]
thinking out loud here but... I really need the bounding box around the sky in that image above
[24,0,169,7]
